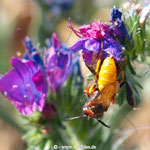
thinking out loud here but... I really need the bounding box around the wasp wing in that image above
[89,82,120,109]
[116,57,128,76]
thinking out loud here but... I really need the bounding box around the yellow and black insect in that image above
[66,50,134,128]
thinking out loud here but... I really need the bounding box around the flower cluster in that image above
[69,6,129,66]
[0,33,79,115]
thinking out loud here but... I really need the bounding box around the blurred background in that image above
[0,0,150,149]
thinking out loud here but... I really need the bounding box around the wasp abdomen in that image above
[98,57,117,90]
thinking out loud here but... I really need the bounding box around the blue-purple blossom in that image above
[70,37,123,65]
[45,33,72,93]
[110,6,122,22]
[110,6,130,42]
[24,37,45,71]
[0,58,47,115]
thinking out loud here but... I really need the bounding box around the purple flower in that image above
[0,58,47,115]
[45,33,72,94]
[70,37,100,65]
[110,6,122,22]
[70,36,122,65]
[68,20,110,40]
[24,37,46,72]
[69,8,126,66]
[102,38,123,62]
[110,6,130,42]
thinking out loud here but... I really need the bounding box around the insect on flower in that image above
[66,54,129,128]
[66,7,136,127]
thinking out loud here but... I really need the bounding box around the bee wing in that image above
[89,82,120,109]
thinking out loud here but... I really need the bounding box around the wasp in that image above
[66,49,135,128]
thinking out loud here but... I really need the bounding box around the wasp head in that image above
[83,98,105,118]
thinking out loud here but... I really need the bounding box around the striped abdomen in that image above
[98,57,117,90]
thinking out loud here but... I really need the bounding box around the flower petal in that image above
[52,33,61,49]
[84,38,100,51]
[46,33,72,93]
[0,57,46,115]
[103,38,122,61]
[70,38,88,51]
[110,6,122,22]
[82,50,94,65]
[32,70,48,94]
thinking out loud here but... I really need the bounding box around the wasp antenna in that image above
[97,119,110,128]
[65,115,87,121]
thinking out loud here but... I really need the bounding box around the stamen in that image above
[68,18,82,38]
[26,84,30,87]
[12,85,18,88]
[4,91,7,96]
[24,95,27,98]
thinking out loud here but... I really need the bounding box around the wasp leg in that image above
[119,70,125,84]
[126,82,134,108]
[125,82,141,111]
[110,81,120,104]
[111,96,116,104]
[65,115,87,121]
[97,119,110,128]
[88,79,97,95]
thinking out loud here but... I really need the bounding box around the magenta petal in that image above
[32,70,48,94]
[0,57,46,115]
[79,24,91,33]
[47,67,64,93]
[52,33,61,49]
